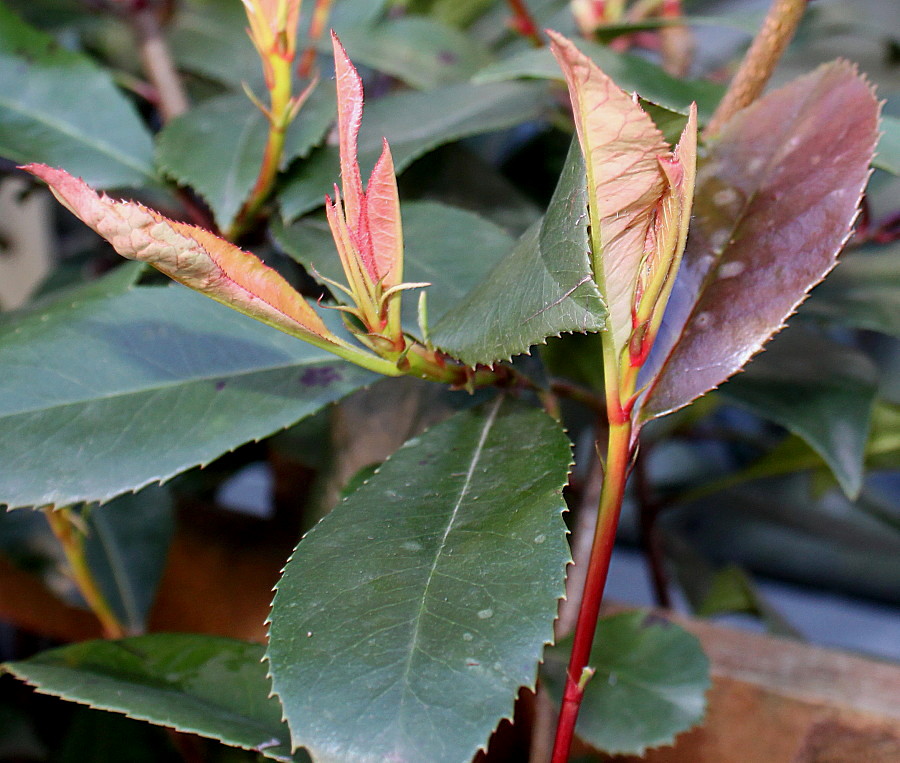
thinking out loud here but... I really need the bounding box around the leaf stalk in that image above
[43,507,126,639]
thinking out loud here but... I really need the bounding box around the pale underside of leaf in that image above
[640,61,881,420]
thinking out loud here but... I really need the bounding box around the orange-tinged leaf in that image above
[24,163,340,349]
[548,31,670,358]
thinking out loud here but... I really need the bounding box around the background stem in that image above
[130,5,189,122]
[550,419,633,763]
[704,0,807,139]
[43,508,126,639]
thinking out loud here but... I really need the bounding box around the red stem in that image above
[298,0,334,78]
[550,419,633,763]
[506,0,544,46]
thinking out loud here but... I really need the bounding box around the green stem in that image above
[704,0,807,139]
[550,417,633,763]
[43,508,126,639]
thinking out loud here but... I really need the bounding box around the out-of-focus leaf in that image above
[803,244,900,338]
[84,486,174,635]
[168,0,260,87]
[156,88,335,231]
[0,284,374,509]
[3,634,304,762]
[279,80,549,221]
[874,115,900,175]
[641,62,879,421]
[543,612,709,755]
[57,708,176,763]
[474,38,724,120]
[274,201,515,335]
[0,5,155,187]
[328,17,491,89]
[267,398,572,763]
[721,329,878,498]
[431,140,606,366]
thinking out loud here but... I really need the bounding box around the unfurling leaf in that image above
[21,164,397,376]
[640,61,880,420]
[547,32,697,419]
[326,32,408,346]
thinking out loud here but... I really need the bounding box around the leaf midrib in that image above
[0,352,338,418]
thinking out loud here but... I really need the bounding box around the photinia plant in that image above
[0,0,889,761]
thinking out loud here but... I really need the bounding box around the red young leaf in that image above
[23,163,341,349]
[640,61,880,420]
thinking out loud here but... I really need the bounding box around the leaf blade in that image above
[267,398,572,763]
[641,61,880,420]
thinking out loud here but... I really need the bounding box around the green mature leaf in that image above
[0,5,155,187]
[84,486,174,635]
[267,398,572,763]
[274,201,515,333]
[721,329,878,498]
[431,140,605,366]
[474,39,725,120]
[3,634,303,762]
[641,62,880,421]
[543,612,710,755]
[0,284,375,509]
[803,244,900,338]
[279,80,549,221]
[156,88,335,230]
[330,17,492,89]
[874,115,900,175]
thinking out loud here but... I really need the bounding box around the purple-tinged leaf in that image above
[641,61,880,421]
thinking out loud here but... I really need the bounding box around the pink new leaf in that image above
[548,31,671,359]
[24,164,343,351]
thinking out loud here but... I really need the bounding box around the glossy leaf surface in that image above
[642,61,880,420]
[0,5,155,187]
[543,612,709,755]
[156,88,335,230]
[274,201,515,334]
[431,140,606,365]
[721,328,878,498]
[0,283,373,508]
[3,634,302,762]
[279,80,548,221]
[267,398,572,763]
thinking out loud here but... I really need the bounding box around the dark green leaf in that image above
[58,708,178,763]
[474,39,725,120]
[641,62,879,422]
[803,244,900,338]
[0,5,156,188]
[84,486,175,635]
[156,88,335,230]
[274,201,515,334]
[267,398,572,763]
[330,17,491,89]
[279,80,549,221]
[3,634,303,762]
[721,329,878,498]
[431,139,606,366]
[544,612,709,755]
[874,115,900,175]
[0,284,374,509]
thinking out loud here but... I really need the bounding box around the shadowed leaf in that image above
[3,635,305,761]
